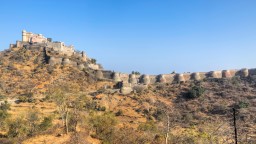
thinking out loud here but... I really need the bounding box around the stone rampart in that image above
[105,68,256,86]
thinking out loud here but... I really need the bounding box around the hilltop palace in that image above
[9,30,101,70]
[8,30,256,94]
[10,30,75,56]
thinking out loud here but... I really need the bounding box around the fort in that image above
[8,31,256,94]
[9,30,101,70]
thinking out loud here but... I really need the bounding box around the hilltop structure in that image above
[9,30,101,70]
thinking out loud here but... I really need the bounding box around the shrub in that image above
[39,116,53,131]
[238,101,249,109]
[89,113,117,142]
[98,106,106,111]
[115,110,123,116]
[8,117,29,138]
[0,101,10,130]
[91,59,97,64]
[138,121,157,132]
[0,101,11,111]
[153,109,165,121]
[186,86,205,99]
[132,71,141,75]
[17,93,35,103]
[0,95,5,100]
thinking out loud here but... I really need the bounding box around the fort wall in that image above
[98,68,256,87]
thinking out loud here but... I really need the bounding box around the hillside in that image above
[0,32,255,144]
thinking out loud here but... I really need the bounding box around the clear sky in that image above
[1,0,256,74]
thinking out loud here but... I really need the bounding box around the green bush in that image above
[138,121,157,132]
[186,86,205,99]
[153,109,165,121]
[98,106,106,111]
[238,101,249,109]
[8,117,29,138]
[132,71,141,75]
[0,101,11,111]
[115,110,123,116]
[0,101,10,130]
[39,116,53,131]
[0,95,6,100]
[91,59,97,64]
[89,113,117,142]
[17,93,35,103]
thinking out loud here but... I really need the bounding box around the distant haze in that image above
[1,0,256,74]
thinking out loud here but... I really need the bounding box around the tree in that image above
[48,81,80,134]
[52,89,70,134]
[8,117,29,138]
[91,58,97,64]
[27,110,40,136]
[153,102,175,144]
[68,94,88,132]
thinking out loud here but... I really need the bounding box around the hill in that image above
[0,31,255,144]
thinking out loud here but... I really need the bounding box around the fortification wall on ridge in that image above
[97,68,255,86]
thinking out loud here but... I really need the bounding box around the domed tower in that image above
[240,68,249,77]
[191,72,201,81]
[157,74,166,83]
[222,70,232,78]
[176,74,185,82]
[113,72,122,82]
[129,74,137,84]
[140,75,150,85]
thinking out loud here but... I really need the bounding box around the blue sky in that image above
[1,0,256,74]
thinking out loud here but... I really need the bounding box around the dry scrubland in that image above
[0,46,255,144]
